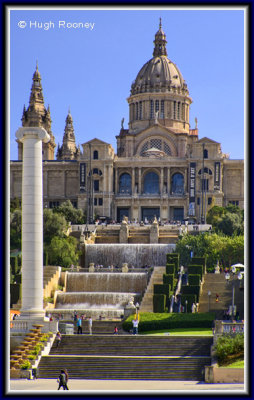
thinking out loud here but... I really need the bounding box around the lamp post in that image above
[225,266,243,321]
[208,290,211,312]
[135,302,140,320]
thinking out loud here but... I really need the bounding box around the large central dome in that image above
[126,20,192,136]
[131,21,189,96]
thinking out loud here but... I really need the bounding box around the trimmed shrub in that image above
[188,265,203,279]
[153,294,166,313]
[181,294,197,312]
[181,285,200,302]
[154,284,170,297]
[214,333,244,365]
[188,274,201,286]
[166,253,179,274]
[166,264,175,275]
[163,274,174,289]
[122,312,215,332]
[191,256,206,266]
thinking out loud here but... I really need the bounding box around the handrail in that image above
[170,266,184,313]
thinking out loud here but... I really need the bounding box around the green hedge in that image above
[162,274,174,289]
[153,294,166,313]
[10,283,21,306]
[181,294,197,312]
[154,284,170,297]
[181,285,200,302]
[191,256,206,266]
[122,312,215,332]
[166,253,179,274]
[166,264,175,275]
[188,265,203,279]
[188,274,201,286]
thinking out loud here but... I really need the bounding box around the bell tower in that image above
[56,109,80,160]
[17,63,56,160]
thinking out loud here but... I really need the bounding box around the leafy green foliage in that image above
[53,200,85,224]
[207,205,244,236]
[122,312,215,332]
[47,235,81,267]
[214,333,244,365]
[176,233,244,271]
[43,209,67,244]
[10,210,22,250]
[20,360,32,370]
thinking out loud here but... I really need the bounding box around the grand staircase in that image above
[37,335,212,381]
[198,273,244,319]
[139,266,166,313]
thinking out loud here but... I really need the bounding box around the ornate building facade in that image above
[11,23,244,223]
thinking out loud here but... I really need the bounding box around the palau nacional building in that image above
[10,22,244,223]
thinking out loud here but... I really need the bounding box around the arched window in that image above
[119,173,132,194]
[143,172,159,194]
[93,150,98,160]
[171,173,184,195]
[204,149,208,159]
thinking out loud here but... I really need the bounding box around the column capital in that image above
[16,127,50,143]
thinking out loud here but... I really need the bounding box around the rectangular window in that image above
[202,179,209,191]
[139,101,142,120]
[94,180,99,192]
[177,102,181,120]
[155,100,159,113]
[229,200,239,206]
[99,198,103,206]
[49,201,59,208]
[135,103,139,120]
[150,100,154,119]
[161,100,164,118]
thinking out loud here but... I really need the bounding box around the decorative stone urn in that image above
[89,263,95,272]
[122,263,128,273]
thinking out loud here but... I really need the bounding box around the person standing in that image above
[77,317,82,334]
[88,317,93,334]
[132,318,139,335]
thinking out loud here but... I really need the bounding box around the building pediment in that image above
[196,137,220,145]
[82,138,111,146]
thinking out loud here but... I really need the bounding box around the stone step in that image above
[38,355,210,380]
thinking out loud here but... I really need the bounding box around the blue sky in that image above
[9,6,245,160]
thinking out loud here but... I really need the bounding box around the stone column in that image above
[132,167,135,195]
[160,167,164,195]
[138,168,142,194]
[15,127,50,319]
[167,167,171,195]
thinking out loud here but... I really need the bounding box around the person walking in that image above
[55,331,61,347]
[64,369,69,390]
[77,317,82,334]
[57,370,68,390]
[88,316,92,334]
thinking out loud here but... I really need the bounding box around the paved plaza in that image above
[9,378,245,394]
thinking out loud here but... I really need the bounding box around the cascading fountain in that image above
[84,243,175,267]
[54,272,148,319]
